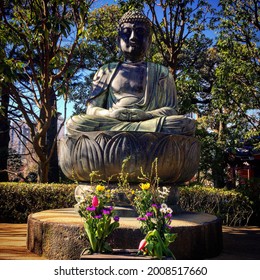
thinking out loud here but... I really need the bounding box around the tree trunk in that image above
[47,89,59,182]
[0,83,10,182]
[38,161,49,183]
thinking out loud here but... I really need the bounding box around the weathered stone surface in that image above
[59,131,200,184]
[27,208,222,260]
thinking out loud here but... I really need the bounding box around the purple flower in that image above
[165,213,172,218]
[137,216,147,221]
[146,212,153,217]
[94,214,102,219]
[166,224,173,229]
[151,204,160,209]
[86,206,96,211]
[113,216,120,222]
[102,209,111,215]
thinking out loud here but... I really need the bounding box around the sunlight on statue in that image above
[66,10,195,136]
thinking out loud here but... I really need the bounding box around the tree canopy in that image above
[0,0,95,182]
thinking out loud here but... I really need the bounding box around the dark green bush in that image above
[0,182,255,226]
[179,185,254,226]
[236,180,260,226]
[0,182,77,223]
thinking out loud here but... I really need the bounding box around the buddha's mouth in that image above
[129,42,139,47]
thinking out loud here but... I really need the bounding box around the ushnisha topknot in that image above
[118,10,152,27]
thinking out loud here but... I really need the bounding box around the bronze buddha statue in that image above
[60,10,200,184]
[66,10,195,137]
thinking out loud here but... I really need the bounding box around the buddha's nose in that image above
[129,30,138,42]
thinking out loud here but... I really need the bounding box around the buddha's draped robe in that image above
[66,62,195,136]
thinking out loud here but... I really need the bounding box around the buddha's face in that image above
[118,22,152,62]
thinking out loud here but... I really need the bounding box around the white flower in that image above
[157,187,170,200]
[160,208,167,214]
[161,203,168,209]
[162,186,170,194]
[166,207,173,214]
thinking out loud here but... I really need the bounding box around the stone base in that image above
[27,208,222,260]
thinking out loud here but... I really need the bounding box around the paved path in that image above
[0,223,259,260]
[210,226,260,260]
[0,224,46,260]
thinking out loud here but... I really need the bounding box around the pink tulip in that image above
[138,239,147,251]
[92,196,99,207]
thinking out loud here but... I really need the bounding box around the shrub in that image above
[179,185,254,226]
[0,182,77,223]
[0,182,255,226]
[236,180,260,226]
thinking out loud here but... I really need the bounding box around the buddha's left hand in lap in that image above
[111,108,153,121]
[87,105,152,121]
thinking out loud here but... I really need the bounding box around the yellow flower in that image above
[96,185,105,192]
[140,183,150,190]
[131,190,135,195]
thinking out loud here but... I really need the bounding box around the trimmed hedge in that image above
[0,182,77,223]
[179,185,254,226]
[0,183,255,226]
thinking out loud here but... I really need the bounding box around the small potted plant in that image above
[77,184,120,256]
[135,183,177,259]
[120,158,177,259]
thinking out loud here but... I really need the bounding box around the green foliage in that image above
[178,38,259,186]
[134,183,173,235]
[118,158,177,259]
[179,185,254,226]
[0,182,76,223]
[210,0,260,153]
[118,0,145,12]
[176,44,217,115]
[7,148,23,181]
[69,4,123,114]
[219,0,260,46]
[0,0,96,182]
[86,5,123,65]
[235,179,260,226]
[192,39,259,186]
[0,179,257,230]
[145,0,215,79]
[1,0,259,188]
[77,185,120,254]
[143,229,177,260]
[196,119,226,187]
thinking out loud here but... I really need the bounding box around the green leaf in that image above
[84,222,97,252]
[154,242,163,259]
[103,242,113,253]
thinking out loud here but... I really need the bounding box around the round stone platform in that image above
[27,208,222,260]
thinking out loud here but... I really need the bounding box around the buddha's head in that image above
[118,10,152,62]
